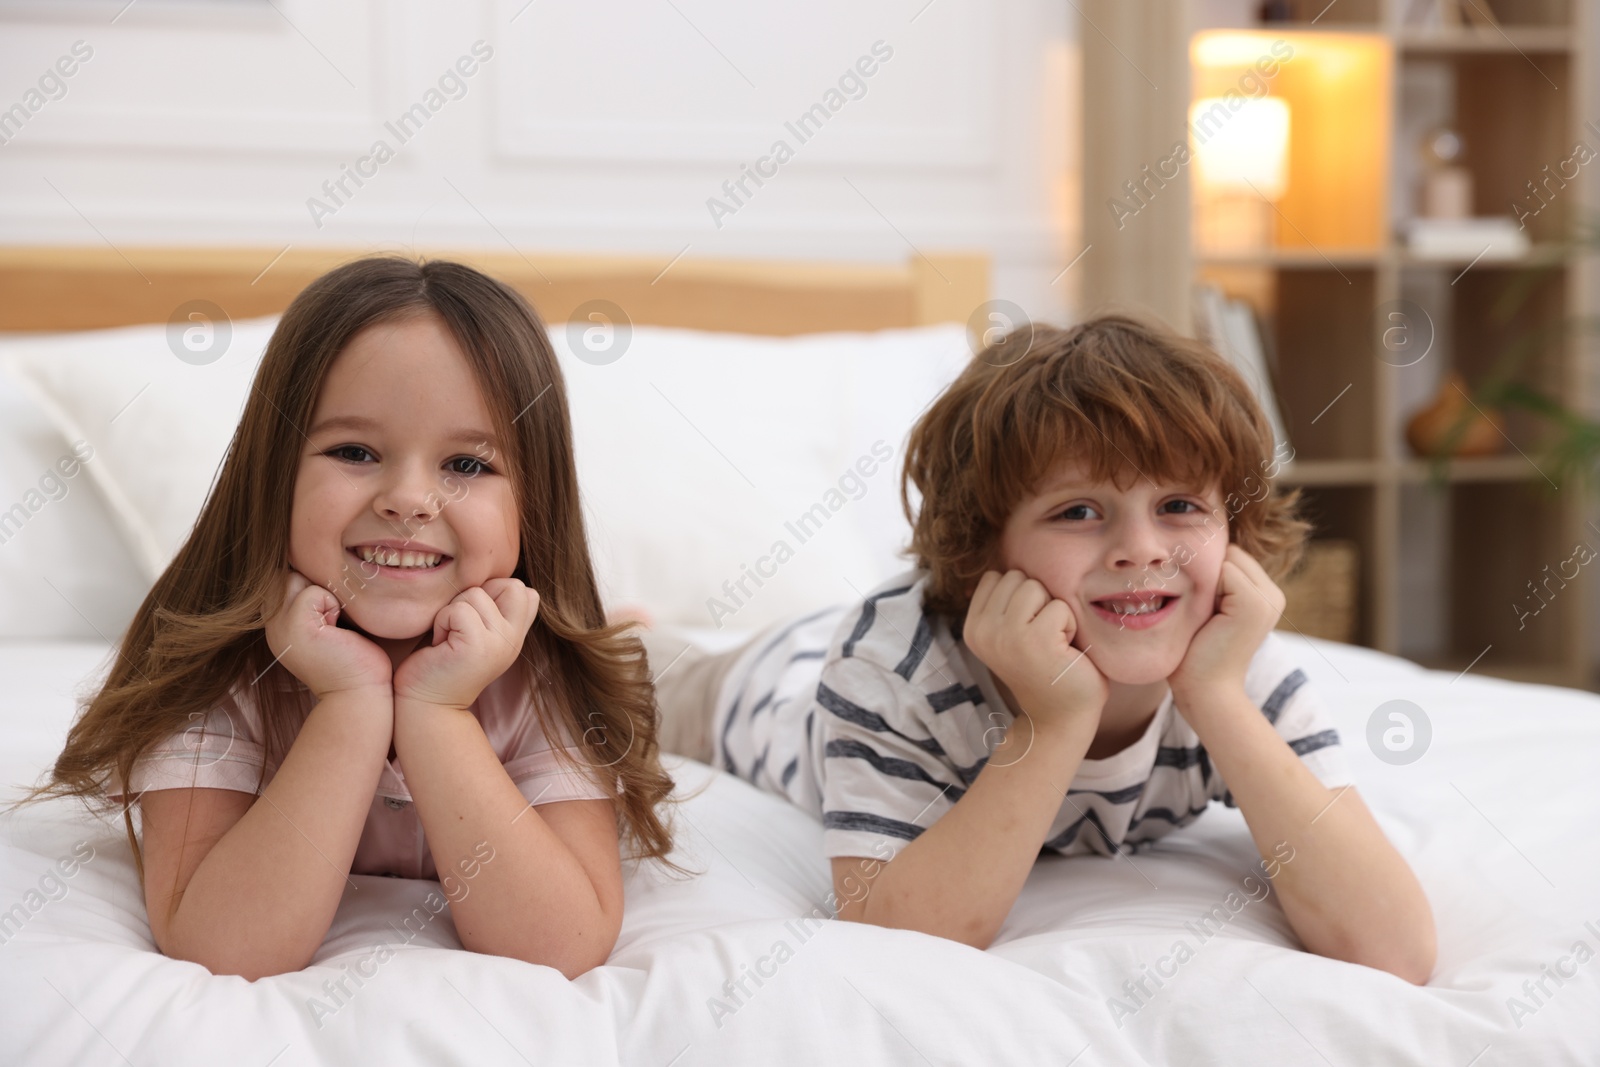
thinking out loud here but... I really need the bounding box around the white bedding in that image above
[2,634,1597,1066]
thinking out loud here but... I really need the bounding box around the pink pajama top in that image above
[120,668,613,881]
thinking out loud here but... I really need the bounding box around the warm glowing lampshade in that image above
[1190,96,1291,200]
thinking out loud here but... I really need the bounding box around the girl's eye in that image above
[1054,503,1101,521]
[1160,499,1206,516]
[327,445,375,464]
[448,456,493,476]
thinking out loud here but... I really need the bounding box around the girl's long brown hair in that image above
[19,256,680,880]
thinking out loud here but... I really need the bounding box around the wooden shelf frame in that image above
[1186,0,1594,688]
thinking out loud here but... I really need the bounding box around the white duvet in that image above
[1,635,1597,1066]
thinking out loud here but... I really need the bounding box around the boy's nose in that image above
[1106,517,1170,572]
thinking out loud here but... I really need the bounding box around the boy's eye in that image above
[1160,499,1206,516]
[1054,503,1100,521]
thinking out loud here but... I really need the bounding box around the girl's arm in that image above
[142,686,393,980]
[391,578,622,977]
[392,699,623,978]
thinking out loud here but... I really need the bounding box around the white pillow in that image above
[0,359,148,641]
[553,323,972,631]
[2,315,973,634]
[0,317,280,584]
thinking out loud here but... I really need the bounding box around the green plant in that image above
[1424,218,1600,491]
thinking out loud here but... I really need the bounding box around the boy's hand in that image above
[393,578,541,711]
[264,570,393,700]
[963,569,1107,733]
[1168,544,1284,706]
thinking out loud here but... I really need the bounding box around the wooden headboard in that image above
[0,246,988,335]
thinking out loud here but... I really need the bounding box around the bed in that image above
[1,247,1597,1066]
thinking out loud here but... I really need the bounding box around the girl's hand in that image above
[264,570,393,699]
[1168,544,1284,706]
[963,569,1107,735]
[393,579,541,711]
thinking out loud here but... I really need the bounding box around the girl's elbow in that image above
[471,922,619,979]
[158,924,313,981]
[553,945,611,980]
[163,942,310,981]
[530,935,616,980]
[1395,929,1438,986]
[1373,941,1435,986]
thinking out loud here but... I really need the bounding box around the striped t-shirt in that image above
[712,567,1354,861]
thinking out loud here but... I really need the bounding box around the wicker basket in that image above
[1277,539,1360,644]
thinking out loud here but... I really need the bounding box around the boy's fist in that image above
[264,570,393,700]
[1169,544,1284,704]
[963,569,1108,733]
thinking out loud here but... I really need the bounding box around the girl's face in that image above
[288,312,521,642]
[995,461,1229,687]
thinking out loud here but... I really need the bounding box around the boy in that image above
[647,314,1435,984]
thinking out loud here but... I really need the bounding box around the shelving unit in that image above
[1190,0,1593,687]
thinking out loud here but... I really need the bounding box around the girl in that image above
[28,257,677,980]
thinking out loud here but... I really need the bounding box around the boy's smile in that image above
[995,461,1228,687]
[287,312,521,657]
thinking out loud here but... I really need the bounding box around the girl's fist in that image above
[394,579,541,710]
[264,570,393,699]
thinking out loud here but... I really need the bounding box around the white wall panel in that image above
[0,0,1078,321]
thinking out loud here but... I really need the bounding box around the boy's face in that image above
[994,460,1229,686]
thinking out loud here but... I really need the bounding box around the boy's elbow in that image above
[839,896,999,951]
[1379,907,1438,986]
[1327,926,1436,986]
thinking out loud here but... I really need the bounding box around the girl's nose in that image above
[374,461,440,527]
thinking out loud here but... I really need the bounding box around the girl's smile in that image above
[346,539,454,577]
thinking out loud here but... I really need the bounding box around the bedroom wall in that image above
[0,0,1079,325]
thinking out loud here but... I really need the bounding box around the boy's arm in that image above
[832,708,1097,948]
[831,569,1107,948]
[1180,692,1435,983]
[1172,545,1436,984]
[393,699,623,979]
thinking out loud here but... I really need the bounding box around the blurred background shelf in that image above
[1181,0,1594,687]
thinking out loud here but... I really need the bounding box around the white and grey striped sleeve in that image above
[816,652,969,861]
[1213,639,1356,808]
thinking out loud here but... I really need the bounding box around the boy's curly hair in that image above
[901,312,1309,620]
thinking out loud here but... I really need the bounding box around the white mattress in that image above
[1,636,1597,1065]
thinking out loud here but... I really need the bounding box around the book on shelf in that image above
[1193,284,1292,460]
[1403,216,1530,261]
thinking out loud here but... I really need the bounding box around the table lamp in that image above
[1191,95,1290,253]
